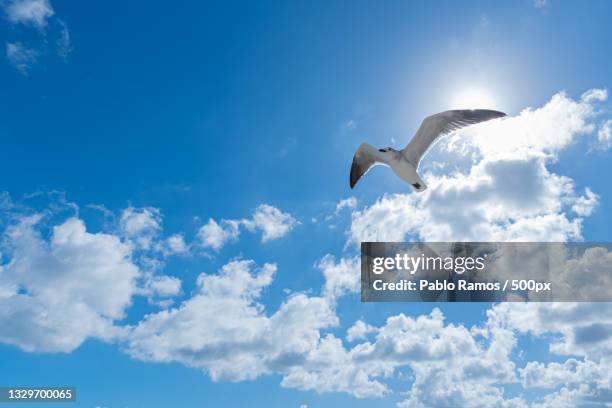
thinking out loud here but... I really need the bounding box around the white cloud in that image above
[598,119,612,148]
[571,188,599,216]
[0,197,193,352]
[350,90,607,243]
[335,197,357,214]
[2,1,73,71]
[445,90,604,159]
[283,300,611,406]
[125,257,388,398]
[165,234,189,254]
[56,19,72,58]
[280,333,389,398]
[197,218,240,250]
[520,359,605,389]
[4,0,54,28]
[126,259,339,383]
[321,197,357,229]
[581,88,607,103]
[317,255,359,300]
[346,320,377,342]
[5,42,37,74]
[0,215,138,352]
[196,204,297,250]
[119,206,162,250]
[355,309,520,407]
[243,204,298,242]
[120,206,161,238]
[115,206,192,269]
[532,384,611,408]
[141,275,181,298]
[488,302,612,359]
[488,302,612,407]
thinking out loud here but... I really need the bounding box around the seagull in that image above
[349,109,506,191]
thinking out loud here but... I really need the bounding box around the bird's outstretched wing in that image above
[350,143,389,189]
[402,109,506,166]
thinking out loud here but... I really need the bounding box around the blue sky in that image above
[1,1,612,407]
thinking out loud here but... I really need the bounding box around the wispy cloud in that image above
[56,19,72,58]
[598,119,612,148]
[4,0,54,29]
[534,0,548,9]
[5,42,37,74]
[2,0,73,73]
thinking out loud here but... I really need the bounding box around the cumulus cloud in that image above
[350,90,607,243]
[346,320,377,342]
[114,206,191,271]
[571,188,599,216]
[124,258,387,398]
[277,301,612,406]
[165,233,189,255]
[5,42,37,74]
[0,215,138,352]
[196,204,297,250]
[242,204,298,242]
[120,206,161,236]
[197,218,240,250]
[138,274,182,307]
[124,259,531,404]
[119,206,162,250]
[143,275,181,298]
[126,259,340,384]
[0,196,190,352]
[489,302,612,359]
[4,0,54,28]
[280,333,389,398]
[520,359,605,389]
[488,302,612,407]
[317,255,359,300]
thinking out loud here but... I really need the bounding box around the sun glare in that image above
[451,88,497,109]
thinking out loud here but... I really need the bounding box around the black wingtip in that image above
[349,171,357,189]
[349,160,359,189]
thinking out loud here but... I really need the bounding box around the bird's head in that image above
[378,147,400,159]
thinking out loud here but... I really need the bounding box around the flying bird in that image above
[349,109,506,191]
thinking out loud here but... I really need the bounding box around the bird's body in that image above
[349,109,506,191]
[384,148,426,191]
[390,155,426,191]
